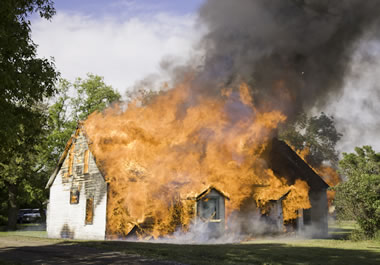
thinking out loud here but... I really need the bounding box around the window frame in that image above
[200,197,220,220]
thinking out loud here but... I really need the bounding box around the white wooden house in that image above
[46,127,108,239]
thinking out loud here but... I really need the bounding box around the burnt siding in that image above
[47,130,107,240]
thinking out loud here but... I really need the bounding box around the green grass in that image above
[75,221,380,265]
[0,223,46,238]
[1,221,380,264]
[328,220,358,239]
[76,238,380,265]
[0,230,47,238]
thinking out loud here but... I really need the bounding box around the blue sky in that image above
[53,0,205,17]
[32,0,205,94]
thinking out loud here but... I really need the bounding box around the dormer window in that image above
[199,198,220,220]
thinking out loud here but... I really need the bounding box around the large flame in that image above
[291,146,342,208]
[84,79,311,238]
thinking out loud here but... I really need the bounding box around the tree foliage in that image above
[44,74,121,171]
[279,112,342,168]
[0,72,120,228]
[0,0,57,153]
[72,74,121,121]
[0,0,58,229]
[334,146,380,238]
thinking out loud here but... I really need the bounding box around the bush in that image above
[334,146,380,239]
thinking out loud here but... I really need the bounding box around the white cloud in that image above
[32,12,202,95]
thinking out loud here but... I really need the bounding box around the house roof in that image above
[46,126,328,194]
[269,190,290,202]
[195,186,230,201]
[45,123,106,189]
[264,138,329,191]
[45,128,79,189]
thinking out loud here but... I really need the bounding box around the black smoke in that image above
[192,0,380,119]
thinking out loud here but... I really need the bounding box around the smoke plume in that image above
[191,0,380,120]
[82,0,380,240]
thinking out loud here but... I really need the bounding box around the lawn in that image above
[77,237,380,265]
[0,224,47,238]
[77,221,380,265]
[0,221,379,265]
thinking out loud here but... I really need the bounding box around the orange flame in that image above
[289,145,342,209]
[84,79,311,238]
[315,166,342,208]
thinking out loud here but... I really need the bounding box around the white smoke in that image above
[326,37,380,153]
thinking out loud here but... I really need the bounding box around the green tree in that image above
[334,146,380,239]
[42,74,121,177]
[0,0,57,152]
[72,74,121,121]
[0,0,58,229]
[0,104,50,228]
[43,80,77,171]
[279,112,342,167]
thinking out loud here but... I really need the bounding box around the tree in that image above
[0,0,57,153]
[0,0,58,229]
[43,80,77,171]
[279,112,342,168]
[0,74,121,229]
[71,74,121,121]
[42,74,121,177]
[0,105,50,229]
[334,146,380,239]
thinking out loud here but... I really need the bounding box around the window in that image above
[83,150,89,174]
[303,209,312,226]
[70,188,80,204]
[85,197,94,225]
[200,198,219,220]
[68,144,75,176]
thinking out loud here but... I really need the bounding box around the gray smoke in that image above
[192,0,380,120]
[325,36,380,153]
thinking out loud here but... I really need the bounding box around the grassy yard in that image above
[0,221,379,264]
[76,220,380,264]
[77,237,380,265]
[0,231,46,238]
[0,224,47,238]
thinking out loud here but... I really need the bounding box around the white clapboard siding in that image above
[47,131,107,240]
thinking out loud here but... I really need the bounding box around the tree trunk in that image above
[7,183,18,230]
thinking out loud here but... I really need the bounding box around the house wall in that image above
[47,131,107,240]
[296,190,328,237]
[268,200,284,231]
[308,190,328,237]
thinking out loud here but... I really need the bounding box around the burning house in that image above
[46,104,328,240]
[44,0,380,242]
